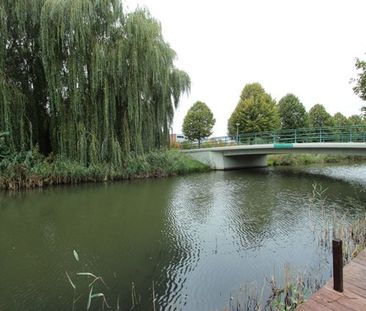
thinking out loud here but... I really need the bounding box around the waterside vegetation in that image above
[0,148,208,190]
[267,154,366,167]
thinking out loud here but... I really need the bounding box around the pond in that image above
[0,164,365,310]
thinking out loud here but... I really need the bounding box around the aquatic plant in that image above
[266,267,307,311]
[65,250,111,311]
[224,265,315,311]
[65,250,163,311]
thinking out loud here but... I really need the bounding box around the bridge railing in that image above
[182,125,366,149]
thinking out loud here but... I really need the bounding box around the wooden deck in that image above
[297,248,366,311]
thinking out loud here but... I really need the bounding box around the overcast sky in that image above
[125,0,366,136]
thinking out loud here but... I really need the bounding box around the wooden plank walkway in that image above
[297,248,366,311]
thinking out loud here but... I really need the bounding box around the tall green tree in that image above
[308,104,332,128]
[348,114,364,126]
[277,94,307,129]
[353,55,366,116]
[353,56,366,101]
[361,106,366,118]
[0,1,190,166]
[182,101,215,148]
[332,112,349,127]
[228,83,279,135]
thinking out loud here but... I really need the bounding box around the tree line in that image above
[183,67,366,143]
[0,0,190,166]
[227,82,366,137]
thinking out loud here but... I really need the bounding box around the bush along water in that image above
[267,153,366,167]
[0,147,209,190]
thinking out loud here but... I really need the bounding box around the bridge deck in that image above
[184,143,366,169]
[297,248,366,311]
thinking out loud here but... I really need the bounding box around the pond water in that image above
[0,164,365,311]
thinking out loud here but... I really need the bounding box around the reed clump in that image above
[309,182,366,262]
[225,265,319,311]
[0,149,209,190]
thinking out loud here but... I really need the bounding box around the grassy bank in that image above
[267,154,366,166]
[0,149,209,190]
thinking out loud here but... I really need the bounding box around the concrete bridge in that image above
[183,143,366,169]
[183,125,366,170]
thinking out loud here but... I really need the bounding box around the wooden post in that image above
[332,239,343,292]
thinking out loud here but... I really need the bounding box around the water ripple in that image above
[1,167,366,310]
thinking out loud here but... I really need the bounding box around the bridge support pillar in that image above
[187,151,267,170]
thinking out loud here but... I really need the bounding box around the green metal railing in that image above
[183,125,366,149]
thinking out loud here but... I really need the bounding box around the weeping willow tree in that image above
[0,0,48,152]
[0,0,190,167]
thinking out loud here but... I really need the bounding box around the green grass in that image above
[267,154,366,167]
[0,149,209,190]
